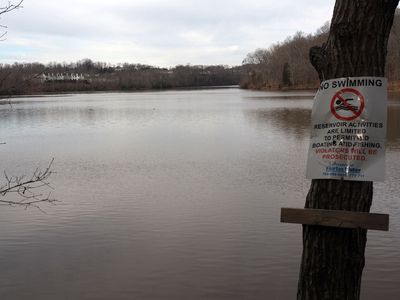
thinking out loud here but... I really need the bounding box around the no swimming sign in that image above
[306,77,387,181]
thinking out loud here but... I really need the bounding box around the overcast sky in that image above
[1,0,334,67]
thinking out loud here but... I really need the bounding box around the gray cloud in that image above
[1,0,335,66]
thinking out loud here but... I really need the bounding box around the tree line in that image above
[240,23,329,90]
[3,11,400,95]
[0,60,242,95]
[241,9,400,90]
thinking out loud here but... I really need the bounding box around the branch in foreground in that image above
[0,0,24,40]
[0,1,23,16]
[0,158,57,209]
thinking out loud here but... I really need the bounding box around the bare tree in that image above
[0,159,56,210]
[0,0,23,40]
[298,1,399,299]
[0,0,56,210]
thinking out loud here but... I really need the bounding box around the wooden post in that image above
[296,1,399,299]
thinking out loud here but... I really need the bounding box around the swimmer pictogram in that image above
[330,88,365,121]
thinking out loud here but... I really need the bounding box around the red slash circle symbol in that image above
[330,88,365,121]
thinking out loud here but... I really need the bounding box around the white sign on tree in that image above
[306,77,387,181]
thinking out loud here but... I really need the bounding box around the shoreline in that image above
[3,82,400,99]
[0,85,240,98]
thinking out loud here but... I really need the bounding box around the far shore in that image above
[3,81,400,99]
[0,85,241,99]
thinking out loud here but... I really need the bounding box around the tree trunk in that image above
[298,1,399,299]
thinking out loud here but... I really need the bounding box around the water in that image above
[0,88,399,300]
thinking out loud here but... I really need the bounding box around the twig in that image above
[0,1,24,40]
[0,158,57,209]
[0,1,23,16]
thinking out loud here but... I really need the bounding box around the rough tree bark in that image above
[298,1,399,300]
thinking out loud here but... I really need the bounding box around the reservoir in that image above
[0,88,399,299]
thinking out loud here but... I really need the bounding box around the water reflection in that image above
[0,106,108,127]
[0,102,159,132]
[0,89,399,300]
[243,99,400,149]
[245,95,314,101]
[244,108,311,140]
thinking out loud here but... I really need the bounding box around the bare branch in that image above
[0,1,23,16]
[0,158,57,209]
[0,30,7,40]
[0,1,24,40]
[0,1,55,211]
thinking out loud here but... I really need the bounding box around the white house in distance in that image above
[40,73,86,82]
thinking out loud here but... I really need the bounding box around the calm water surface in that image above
[0,88,399,300]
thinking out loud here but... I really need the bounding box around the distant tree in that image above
[386,9,400,81]
[242,48,269,65]
[315,21,330,36]
[282,62,292,86]
[77,58,95,73]
[241,30,327,89]
[241,10,400,91]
